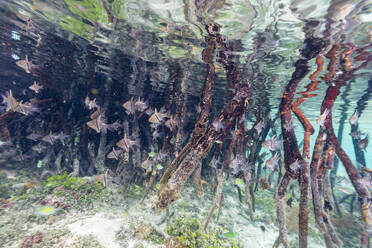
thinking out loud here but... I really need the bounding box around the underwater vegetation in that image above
[166,217,241,247]
[0,0,372,247]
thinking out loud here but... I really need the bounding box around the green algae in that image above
[166,217,241,248]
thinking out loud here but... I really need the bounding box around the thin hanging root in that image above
[273,173,291,248]
[204,133,237,231]
[323,146,335,213]
[204,170,226,232]
[192,162,204,196]
[244,172,254,220]
[310,130,334,247]
[292,94,314,248]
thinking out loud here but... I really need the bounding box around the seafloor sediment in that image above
[0,169,363,248]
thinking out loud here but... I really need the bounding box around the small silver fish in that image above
[0,140,12,147]
[337,187,352,194]
[229,157,245,175]
[266,152,280,171]
[289,159,301,171]
[212,119,225,132]
[336,176,348,184]
[84,96,99,110]
[262,135,281,151]
[349,130,363,139]
[359,176,372,189]
[316,108,330,127]
[134,97,148,112]
[195,104,202,114]
[358,134,369,151]
[41,132,68,145]
[26,133,43,141]
[254,121,264,134]
[31,143,47,153]
[165,116,179,132]
[283,120,295,131]
[209,156,221,169]
[107,147,122,160]
[150,122,161,130]
[18,101,39,115]
[29,81,43,93]
[349,110,359,125]
[152,129,163,140]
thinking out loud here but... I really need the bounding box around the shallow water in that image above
[0,0,371,247]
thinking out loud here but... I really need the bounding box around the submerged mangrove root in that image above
[273,173,291,248]
[157,22,251,209]
[204,130,238,231]
[156,84,250,209]
[159,31,217,189]
[321,43,372,247]
[244,171,254,220]
[274,33,325,247]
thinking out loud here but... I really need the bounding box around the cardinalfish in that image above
[254,121,264,134]
[316,108,330,127]
[1,90,38,115]
[29,81,43,94]
[134,97,148,112]
[209,156,221,169]
[266,152,280,171]
[84,96,99,110]
[15,55,37,73]
[283,119,295,131]
[87,110,120,133]
[165,116,179,132]
[349,110,359,125]
[41,132,69,145]
[152,129,163,140]
[262,135,281,151]
[336,176,348,184]
[359,176,372,189]
[149,108,168,124]
[31,143,47,153]
[107,147,123,160]
[289,159,302,172]
[212,119,225,132]
[349,130,363,139]
[358,134,369,151]
[1,90,21,112]
[122,98,136,115]
[116,134,138,152]
[229,157,245,175]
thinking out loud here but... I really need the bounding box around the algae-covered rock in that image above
[135,223,165,244]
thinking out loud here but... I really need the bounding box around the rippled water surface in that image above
[0,0,371,248]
